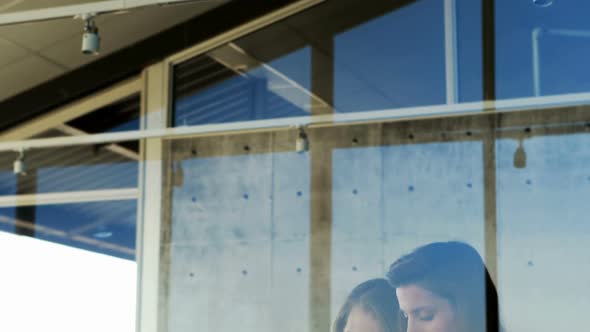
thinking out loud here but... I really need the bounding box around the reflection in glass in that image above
[166,135,310,332]
[163,106,590,332]
[497,0,590,98]
[173,45,312,126]
[0,142,138,194]
[334,0,445,112]
[331,137,485,318]
[497,133,590,332]
[173,0,483,125]
[0,200,136,260]
[0,95,140,195]
[160,1,590,332]
[333,279,401,332]
[388,241,500,332]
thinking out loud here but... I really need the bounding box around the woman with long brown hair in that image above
[387,241,501,332]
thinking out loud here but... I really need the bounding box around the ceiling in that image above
[0,0,228,102]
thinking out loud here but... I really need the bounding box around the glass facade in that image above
[165,1,590,332]
[172,0,485,126]
[496,0,590,98]
[0,96,139,330]
[2,1,590,332]
[163,106,590,332]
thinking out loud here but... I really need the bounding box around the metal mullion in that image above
[482,0,498,286]
[136,60,169,332]
[309,34,334,332]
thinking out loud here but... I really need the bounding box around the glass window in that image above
[496,120,590,332]
[0,51,141,332]
[0,139,139,330]
[0,199,136,259]
[0,143,138,194]
[162,116,492,332]
[162,101,590,332]
[0,94,140,195]
[172,0,483,126]
[496,0,590,98]
[164,131,310,332]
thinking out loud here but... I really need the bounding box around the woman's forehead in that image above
[396,285,447,311]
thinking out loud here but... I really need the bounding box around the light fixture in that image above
[92,226,113,239]
[533,0,553,7]
[295,126,309,153]
[13,148,26,176]
[513,138,527,169]
[77,13,100,55]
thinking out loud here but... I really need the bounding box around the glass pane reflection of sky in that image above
[497,134,590,332]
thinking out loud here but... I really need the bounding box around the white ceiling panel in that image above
[0,36,27,67]
[0,0,228,102]
[0,55,64,100]
[0,17,83,51]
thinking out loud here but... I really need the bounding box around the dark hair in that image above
[333,278,401,332]
[387,241,500,332]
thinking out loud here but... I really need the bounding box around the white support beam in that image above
[0,0,220,26]
[532,28,542,97]
[444,0,458,104]
[136,61,168,332]
[1,92,590,152]
[0,188,138,207]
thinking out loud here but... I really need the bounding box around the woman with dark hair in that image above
[333,278,402,332]
[386,241,501,332]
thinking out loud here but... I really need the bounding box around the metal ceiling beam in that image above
[0,0,220,26]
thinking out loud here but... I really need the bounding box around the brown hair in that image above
[387,241,500,332]
[333,278,401,332]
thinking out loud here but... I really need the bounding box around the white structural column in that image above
[444,0,458,104]
[532,28,542,97]
[136,61,169,332]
